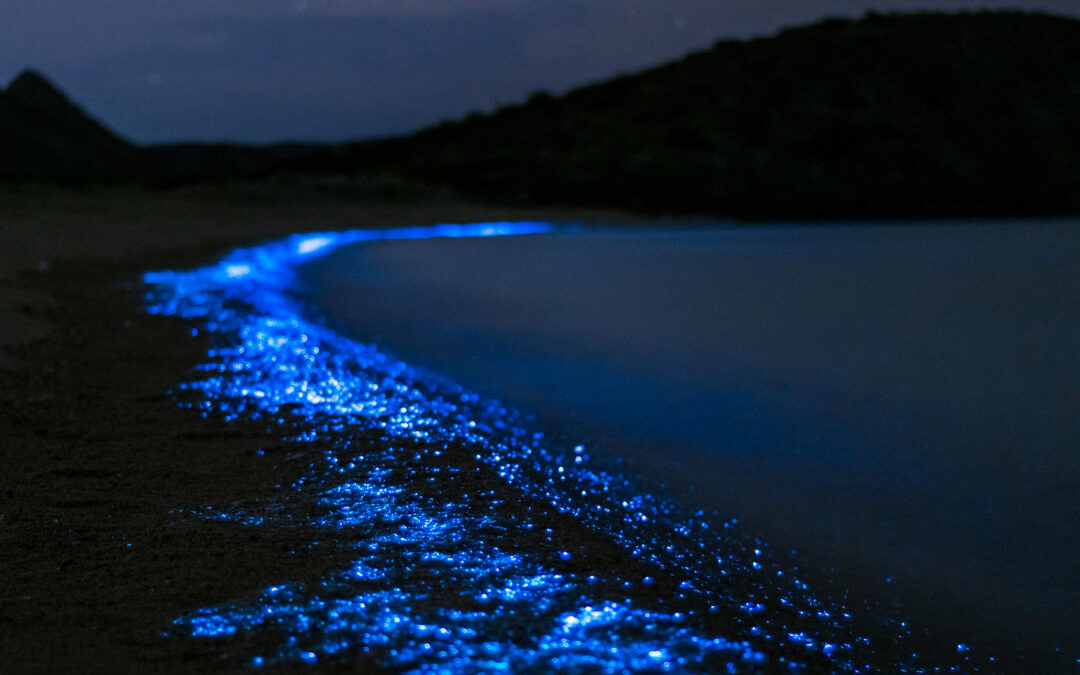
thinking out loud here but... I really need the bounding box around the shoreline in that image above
[0,184,1045,672]
[296,221,1080,671]
[136,222,879,672]
[0,181,632,364]
[0,185,636,672]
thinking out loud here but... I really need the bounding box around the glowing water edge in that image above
[144,223,974,674]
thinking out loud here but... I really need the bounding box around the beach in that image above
[1,184,1072,673]
[0,183,635,673]
[4,6,1080,672]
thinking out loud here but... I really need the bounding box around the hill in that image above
[3,11,1080,220]
[0,70,139,182]
[322,11,1080,220]
[0,71,316,186]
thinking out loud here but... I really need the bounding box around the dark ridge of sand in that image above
[0,183,631,673]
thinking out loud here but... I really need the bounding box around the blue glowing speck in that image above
[297,236,334,255]
[224,263,252,279]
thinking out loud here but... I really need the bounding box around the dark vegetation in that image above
[3,11,1080,220]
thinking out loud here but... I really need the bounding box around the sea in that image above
[145,219,1080,673]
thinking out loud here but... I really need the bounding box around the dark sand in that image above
[0,182,629,673]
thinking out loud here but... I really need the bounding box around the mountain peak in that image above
[6,69,70,107]
[6,69,72,110]
[8,68,56,90]
[0,68,136,182]
[3,68,132,150]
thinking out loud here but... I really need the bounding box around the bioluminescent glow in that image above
[144,222,974,673]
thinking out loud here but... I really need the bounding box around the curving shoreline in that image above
[298,221,1080,672]
[0,185,633,673]
[0,185,1058,673]
[141,224,872,672]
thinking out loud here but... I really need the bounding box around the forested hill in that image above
[325,11,1080,220]
[4,11,1080,220]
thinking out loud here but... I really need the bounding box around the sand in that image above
[0,181,627,673]
[0,181,622,362]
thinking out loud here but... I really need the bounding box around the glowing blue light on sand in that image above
[297,235,333,255]
[223,263,251,279]
[143,222,953,673]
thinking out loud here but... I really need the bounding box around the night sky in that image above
[2,0,1077,144]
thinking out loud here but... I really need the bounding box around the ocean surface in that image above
[144,220,1079,673]
[299,221,1080,668]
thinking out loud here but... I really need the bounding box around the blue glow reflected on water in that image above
[144,223,972,673]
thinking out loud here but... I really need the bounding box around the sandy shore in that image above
[0,182,631,673]
[4,183,1037,673]
[0,181,627,364]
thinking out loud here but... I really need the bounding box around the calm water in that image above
[301,221,1080,666]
